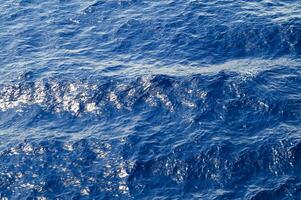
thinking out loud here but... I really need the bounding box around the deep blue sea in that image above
[1,0,301,199]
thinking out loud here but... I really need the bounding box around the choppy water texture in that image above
[1,0,301,199]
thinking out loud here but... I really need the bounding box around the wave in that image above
[0,65,300,120]
[1,0,301,199]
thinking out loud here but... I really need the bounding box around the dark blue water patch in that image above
[0,124,301,199]
[64,1,301,64]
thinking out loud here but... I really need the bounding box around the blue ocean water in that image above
[0,0,301,199]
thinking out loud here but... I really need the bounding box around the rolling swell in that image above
[1,0,301,199]
[1,66,301,119]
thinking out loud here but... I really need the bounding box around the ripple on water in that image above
[1,0,301,199]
